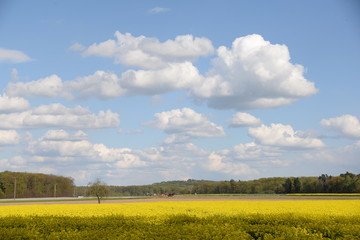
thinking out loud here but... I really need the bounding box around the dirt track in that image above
[1,195,359,206]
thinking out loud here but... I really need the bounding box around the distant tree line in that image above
[0,171,75,199]
[282,172,360,194]
[79,172,359,196]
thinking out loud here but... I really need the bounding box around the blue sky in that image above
[1,0,359,185]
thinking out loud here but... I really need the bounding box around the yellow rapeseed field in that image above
[0,200,359,218]
[1,200,360,239]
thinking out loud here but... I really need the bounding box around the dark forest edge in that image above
[1,171,359,199]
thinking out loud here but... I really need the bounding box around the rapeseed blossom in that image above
[0,200,359,218]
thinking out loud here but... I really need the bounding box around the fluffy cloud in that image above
[7,33,316,111]
[228,112,262,127]
[205,152,259,176]
[147,107,226,143]
[248,123,325,148]
[0,48,32,63]
[102,143,208,185]
[121,62,201,95]
[5,75,66,98]
[81,31,214,69]
[0,103,119,129]
[0,94,29,112]
[28,138,95,159]
[94,144,148,167]
[0,156,26,169]
[5,72,124,100]
[321,114,360,138]
[67,71,126,99]
[204,142,287,177]
[191,34,318,109]
[43,129,88,141]
[301,140,360,175]
[5,64,201,98]
[233,142,282,160]
[27,130,151,168]
[20,127,308,185]
[0,130,20,145]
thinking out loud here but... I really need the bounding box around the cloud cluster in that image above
[248,123,325,148]
[4,32,353,185]
[205,152,259,176]
[27,130,144,166]
[147,107,225,143]
[302,140,360,170]
[23,32,317,110]
[321,114,360,138]
[22,129,262,184]
[0,130,20,145]
[5,65,201,99]
[233,142,282,160]
[6,75,66,98]
[23,130,207,182]
[68,71,125,99]
[0,94,29,113]
[0,103,119,129]
[81,31,214,69]
[42,129,88,141]
[0,156,26,170]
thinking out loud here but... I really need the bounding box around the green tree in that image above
[317,174,330,193]
[293,178,302,193]
[283,178,293,193]
[87,178,110,204]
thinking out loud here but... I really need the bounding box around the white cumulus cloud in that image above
[0,103,119,129]
[0,130,20,145]
[191,34,318,110]
[248,123,325,148]
[147,107,226,143]
[0,94,29,112]
[205,152,259,176]
[0,156,26,169]
[233,142,282,160]
[27,130,149,168]
[5,74,66,98]
[67,71,126,99]
[43,129,88,141]
[229,112,262,127]
[321,114,360,138]
[7,33,317,112]
[121,62,201,95]
[81,31,214,69]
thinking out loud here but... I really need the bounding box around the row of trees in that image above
[101,172,360,196]
[2,171,358,199]
[283,172,360,193]
[0,171,75,199]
